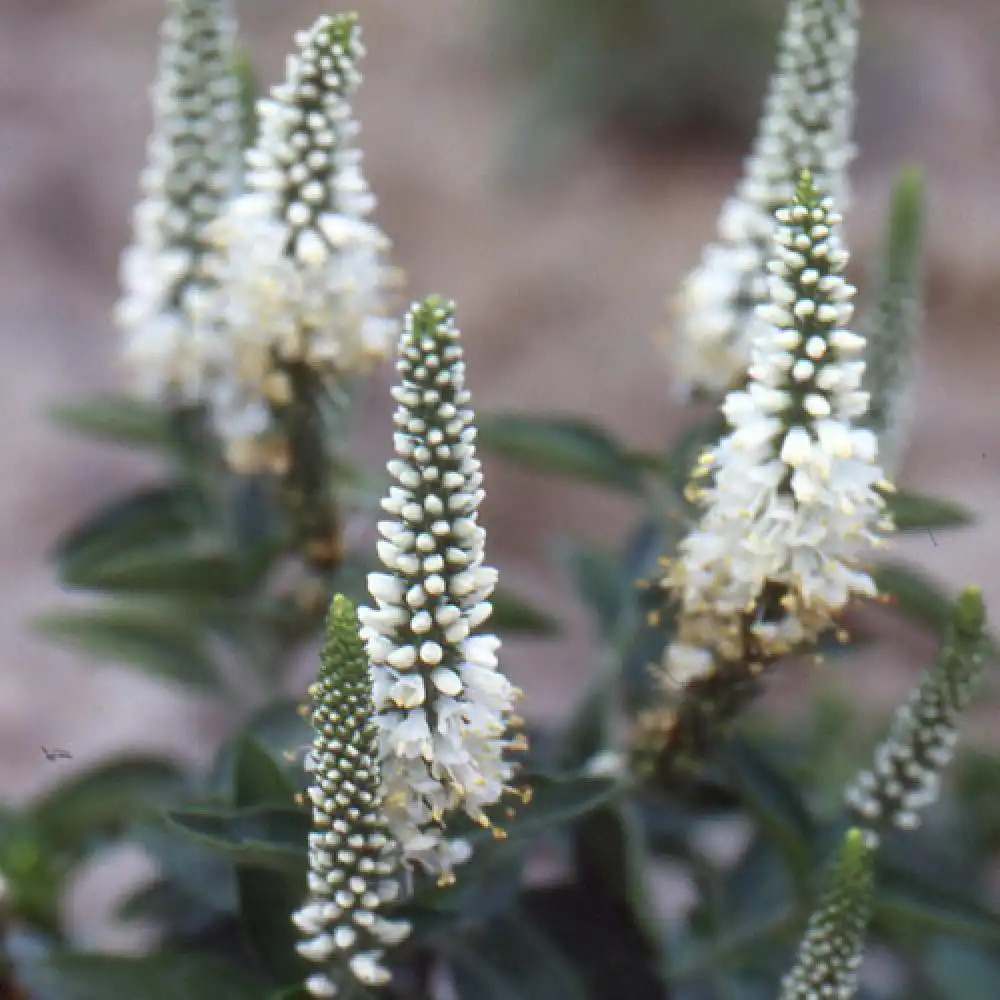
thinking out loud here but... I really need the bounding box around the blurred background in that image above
[3,0,1000,947]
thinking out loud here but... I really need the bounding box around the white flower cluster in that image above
[293,595,410,998]
[205,14,398,471]
[115,0,242,401]
[359,297,522,880]
[845,586,987,834]
[779,829,873,1000]
[664,177,891,686]
[669,0,860,395]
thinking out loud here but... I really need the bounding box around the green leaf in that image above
[884,488,974,531]
[873,561,955,638]
[491,585,560,636]
[523,883,669,1000]
[922,938,1000,1000]
[49,395,173,449]
[446,911,589,1000]
[557,538,627,641]
[35,604,222,691]
[31,757,185,855]
[722,740,816,890]
[16,952,269,1000]
[232,736,297,809]
[238,864,307,986]
[165,805,308,871]
[876,860,1000,943]
[53,484,205,588]
[507,772,623,838]
[554,661,618,771]
[574,801,662,953]
[477,412,644,494]
[61,540,254,597]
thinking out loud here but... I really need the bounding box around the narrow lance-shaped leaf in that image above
[778,828,875,1000]
[861,167,925,476]
[845,586,990,834]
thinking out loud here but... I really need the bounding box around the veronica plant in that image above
[667,0,860,396]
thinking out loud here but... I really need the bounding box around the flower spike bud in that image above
[845,586,989,835]
[860,168,925,476]
[661,172,890,685]
[779,828,874,1000]
[293,594,410,998]
[116,0,242,402]
[360,296,522,878]
[667,0,860,395]
[207,13,399,472]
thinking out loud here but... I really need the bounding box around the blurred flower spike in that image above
[115,0,242,402]
[667,0,860,395]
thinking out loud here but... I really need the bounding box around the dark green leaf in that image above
[49,395,173,449]
[554,661,618,770]
[873,561,954,638]
[884,488,974,531]
[446,911,589,1000]
[17,952,268,1000]
[574,801,662,952]
[722,740,816,889]
[507,772,623,838]
[53,485,204,588]
[165,805,308,871]
[238,864,307,986]
[134,822,238,915]
[523,883,668,1000]
[491,585,560,636]
[61,541,254,597]
[31,757,185,855]
[876,860,1000,943]
[557,538,627,641]
[922,938,1000,1000]
[478,412,644,494]
[232,736,297,809]
[35,605,222,690]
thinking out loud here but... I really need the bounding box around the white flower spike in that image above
[116,0,242,401]
[664,171,891,679]
[359,296,523,880]
[294,594,410,998]
[206,13,398,471]
[668,0,860,395]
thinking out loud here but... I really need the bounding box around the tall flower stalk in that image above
[637,172,891,771]
[359,296,523,880]
[779,828,874,1000]
[845,586,988,835]
[207,13,399,568]
[667,0,860,395]
[116,0,242,401]
[293,594,410,998]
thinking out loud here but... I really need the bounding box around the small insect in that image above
[41,746,72,761]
